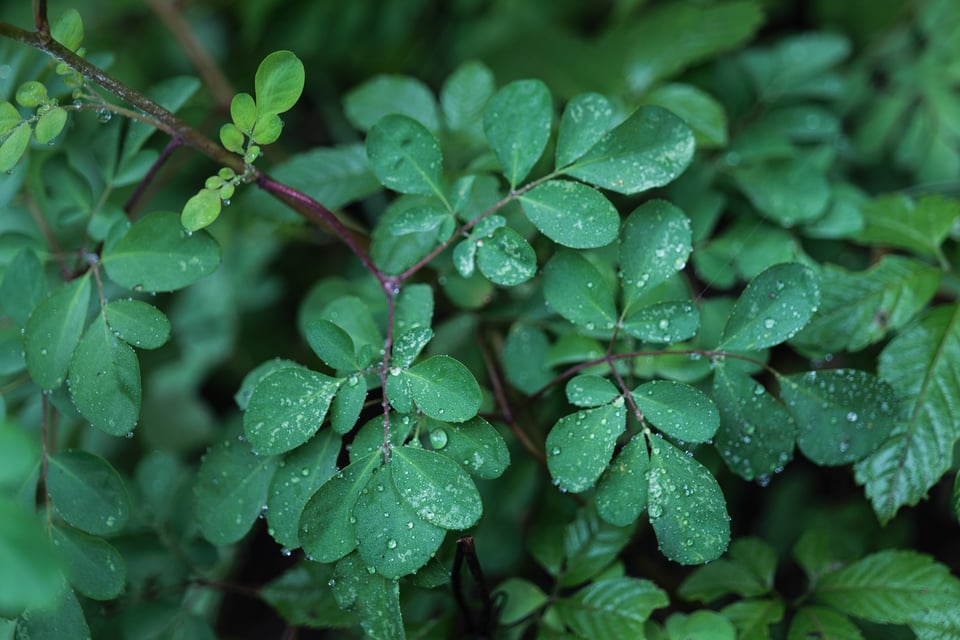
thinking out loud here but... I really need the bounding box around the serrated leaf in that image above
[181,188,222,232]
[483,79,552,187]
[562,508,635,586]
[266,430,340,550]
[391,445,482,530]
[33,106,67,144]
[331,375,367,434]
[519,180,619,249]
[404,355,481,423]
[345,74,439,132]
[557,93,614,167]
[562,106,695,195]
[546,402,627,493]
[596,434,649,526]
[51,525,125,600]
[428,416,510,480]
[647,437,730,564]
[305,319,358,371]
[104,299,170,349]
[476,225,537,286]
[244,367,341,454]
[622,301,700,344]
[254,50,304,115]
[566,375,619,408]
[543,250,618,331]
[502,323,554,395]
[441,61,494,135]
[24,274,90,390]
[102,211,221,292]
[0,248,47,327]
[731,157,830,227]
[858,193,959,260]
[781,369,897,466]
[722,599,785,640]
[68,315,141,436]
[619,200,692,312]
[354,462,444,578]
[556,577,668,638]
[46,450,129,536]
[788,606,864,640]
[633,380,719,443]
[855,304,960,522]
[719,263,821,351]
[0,122,31,172]
[366,114,444,197]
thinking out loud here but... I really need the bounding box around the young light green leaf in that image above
[546,402,627,493]
[195,437,280,545]
[428,416,510,480]
[718,263,820,351]
[543,250,618,331]
[475,226,537,286]
[483,79,552,187]
[0,121,31,172]
[33,106,67,144]
[633,380,719,443]
[556,577,668,638]
[566,375,619,408]
[68,316,141,437]
[220,122,245,153]
[266,429,340,550]
[619,200,692,312]
[305,319,358,371]
[596,434,649,527]
[244,367,341,454]
[518,180,619,249]
[254,50,305,115]
[856,304,960,522]
[0,501,62,617]
[0,101,21,134]
[47,450,129,536]
[622,301,700,343]
[345,74,440,132]
[391,445,482,530]
[15,81,47,108]
[251,111,283,145]
[24,274,90,390]
[230,92,257,133]
[502,323,554,395]
[51,9,84,51]
[366,114,444,197]
[562,106,695,195]
[51,525,125,600]
[102,211,221,291]
[104,299,171,349]
[180,188,222,235]
[858,193,959,260]
[781,369,897,466]
[731,157,830,227]
[354,463,445,578]
[404,355,481,423]
[331,374,367,434]
[299,453,381,563]
[788,606,864,640]
[647,437,730,564]
[557,93,614,167]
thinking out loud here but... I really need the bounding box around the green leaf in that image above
[556,577,668,638]
[0,423,39,492]
[404,355,481,423]
[51,9,84,51]
[781,369,897,466]
[619,200,692,312]
[104,299,170,349]
[392,327,432,369]
[0,122,30,172]
[543,250,618,331]
[0,101,21,134]
[633,380,719,444]
[261,562,357,629]
[251,111,283,145]
[483,79,552,187]
[666,610,737,640]
[299,453,381,563]
[596,434,649,527]
[494,578,548,625]
[562,508,636,586]
[265,430,340,550]
[331,553,405,639]
[858,193,959,260]
[645,83,728,148]
[624,300,700,344]
[331,374,367,434]
[195,437,280,545]
[33,106,67,144]
[724,599,785,640]
[350,413,415,463]
[46,450,129,536]
[647,437,730,564]
[16,81,47,108]
[254,50,304,115]
[475,226,537,286]
[51,525,125,600]
[394,283,434,332]
[0,501,62,617]
[562,106,695,195]
[315,296,382,358]
[815,550,960,625]
[366,114,444,197]
[502,323,553,395]
[305,319,358,371]
[68,315,141,436]
[679,537,777,603]
[0,248,47,327]
[441,61,494,135]
[230,92,257,133]
[557,93,614,167]
[24,274,90,390]
[391,445,482,530]
[102,211,221,292]
[354,462,445,578]
[428,416,510,480]
[791,256,941,354]
[566,375,619,408]
[718,263,821,351]
[387,204,450,235]
[519,180,619,249]
[235,358,300,411]
[244,367,341,454]
[345,74,439,132]
[181,188,223,232]
[713,365,796,482]
[16,588,90,640]
[855,304,960,522]
[731,157,830,227]
[788,606,864,640]
[546,402,627,493]
[219,122,245,153]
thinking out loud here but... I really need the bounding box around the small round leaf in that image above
[255,50,305,115]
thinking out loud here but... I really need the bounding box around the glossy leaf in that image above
[104,299,171,349]
[391,445,482,530]
[181,188,223,232]
[244,367,341,454]
[619,200,692,311]
[562,106,695,195]
[350,413,415,463]
[305,319,358,371]
[519,180,619,249]
[404,355,481,422]
[24,274,90,390]
[392,327,433,369]
[556,577,668,638]
[331,375,367,434]
[483,79,552,187]
[394,284,434,332]
[781,369,897,466]
[858,193,958,260]
[234,358,300,411]
[543,250,618,331]
[254,50,305,115]
[51,525,125,600]
[565,375,619,408]
[556,93,614,167]
[546,402,627,493]
[0,501,62,617]
[633,380,719,443]
[46,450,129,536]
[219,122,245,153]
[596,434,649,526]
[33,106,67,144]
[195,437,279,545]
[647,437,730,564]
[366,114,444,197]
[622,301,700,344]
[428,416,510,480]
[645,83,728,147]
[475,226,537,286]
[788,606,864,640]
[102,211,221,292]
[718,263,820,351]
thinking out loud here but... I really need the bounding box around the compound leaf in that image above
[519,180,619,249]
[483,79,552,187]
[391,445,482,530]
[46,450,129,536]
[24,274,90,390]
[404,355,481,423]
[546,401,627,493]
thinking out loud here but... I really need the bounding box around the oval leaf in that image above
[331,374,367,435]
[519,180,619,249]
[475,226,537,286]
[255,50,305,115]
[404,355,481,423]
[557,92,615,167]
[0,502,62,617]
[305,319,358,371]
[620,200,692,311]
[622,301,700,343]
[546,402,627,493]
[366,114,443,196]
[104,299,171,349]
[34,106,67,144]
[543,250,618,331]
[0,123,32,173]
[427,416,510,480]
[596,433,650,527]
[47,450,129,536]
[633,380,719,443]
[51,525,125,600]
[566,375,620,408]
[181,188,222,232]
[483,79,552,187]
[24,274,91,390]
[391,445,482,530]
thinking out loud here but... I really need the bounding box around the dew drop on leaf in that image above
[429,428,448,449]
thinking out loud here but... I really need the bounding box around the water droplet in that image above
[281,547,292,557]
[97,109,112,123]
[846,411,858,422]
[763,318,776,329]
[429,428,448,449]
[387,539,398,549]
[347,375,360,386]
